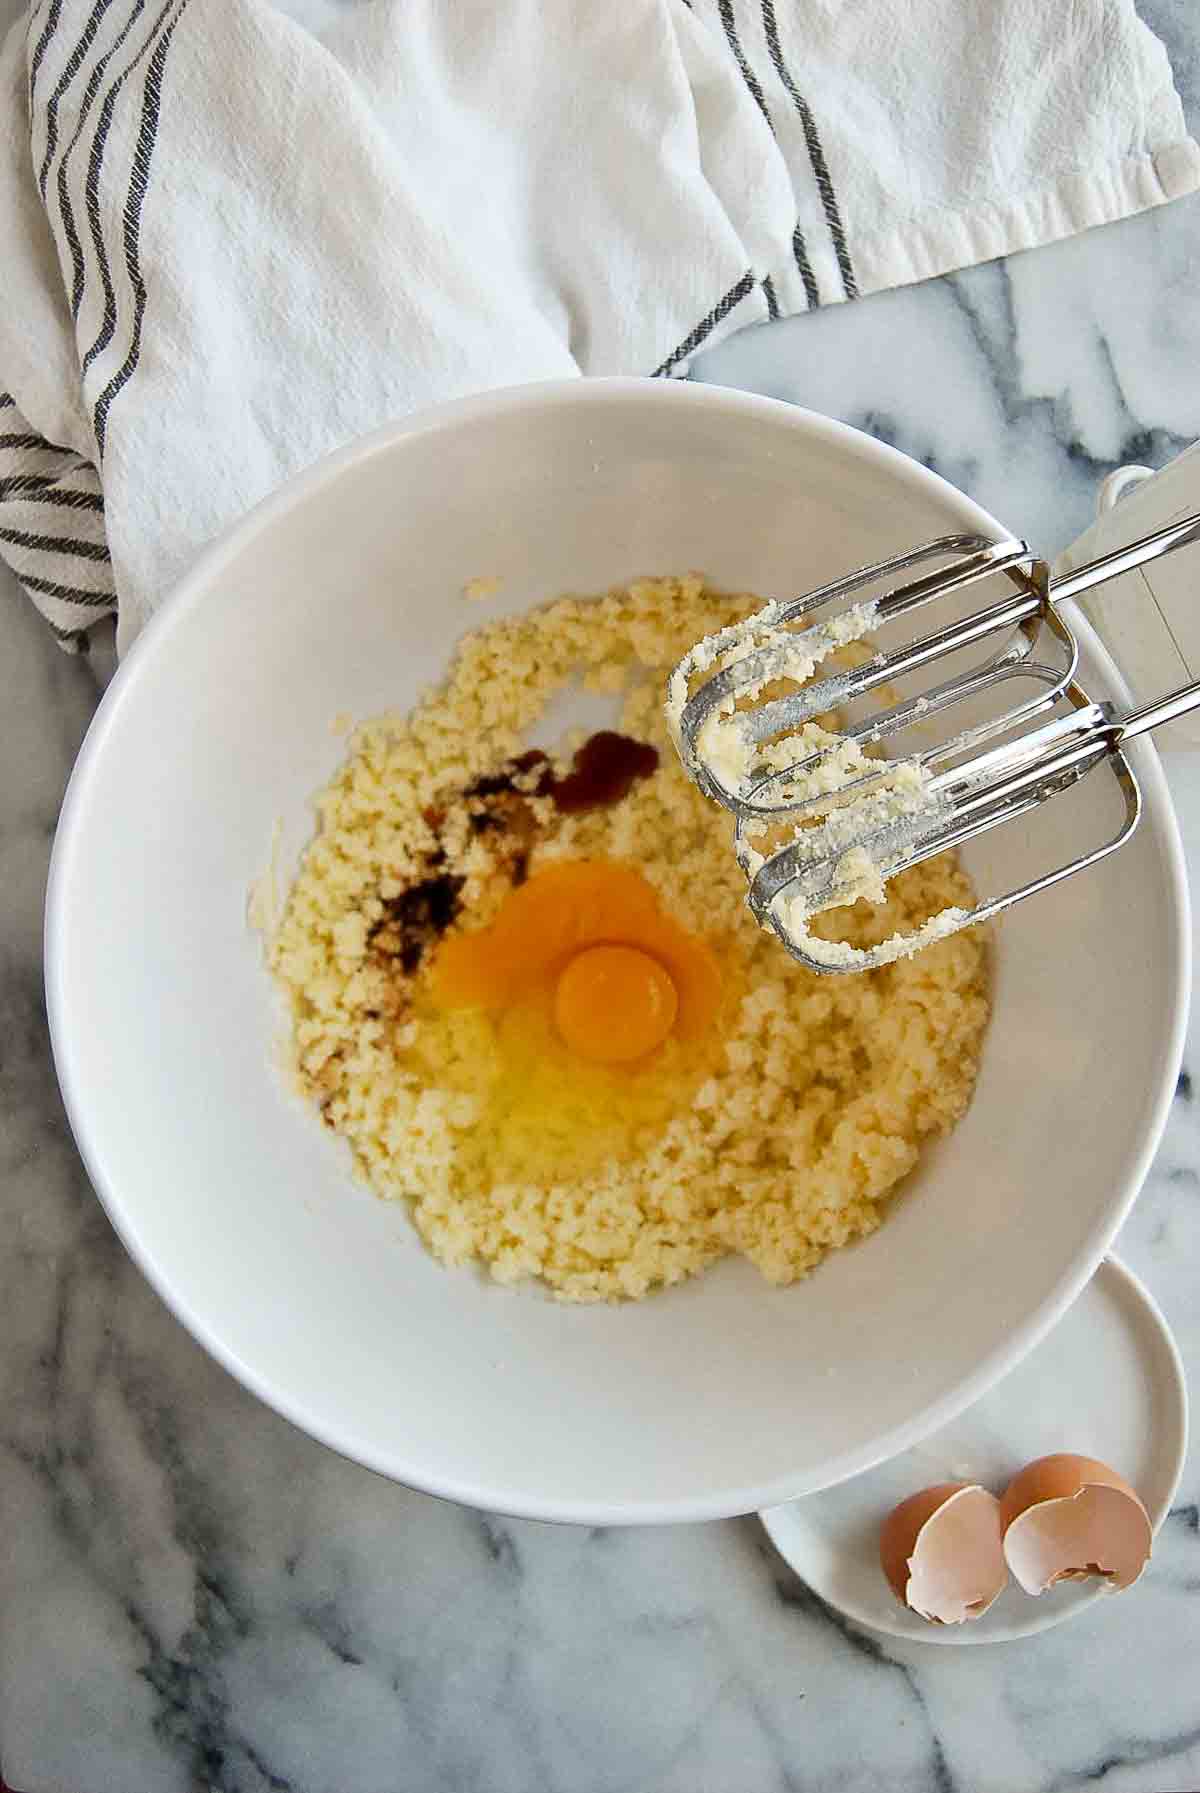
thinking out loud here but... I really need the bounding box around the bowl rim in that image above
[44,376,1193,1524]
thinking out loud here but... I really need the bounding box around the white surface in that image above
[4,151,1200,1787]
[44,378,1189,1524]
[760,1256,1188,1644]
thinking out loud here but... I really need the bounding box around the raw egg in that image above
[879,1482,1008,1624]
[999,1454,1152,1595]
[430,859,721,1060]
[553,943,679,1064]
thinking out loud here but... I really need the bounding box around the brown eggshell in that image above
[880,1482,1008,1624]
[1000,1454,1153,1595]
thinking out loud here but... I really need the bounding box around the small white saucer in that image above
[760,1256,1187,1645]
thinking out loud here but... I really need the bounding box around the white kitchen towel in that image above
[1,0,1197,655]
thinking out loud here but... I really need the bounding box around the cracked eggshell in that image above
[999,1454,1153,1595]
[879,1482,1008,1624]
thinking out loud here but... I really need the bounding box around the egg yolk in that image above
[429,859,720,1058]
[554,944,678,1063]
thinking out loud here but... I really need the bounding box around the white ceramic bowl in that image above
[46,379,1189,1524]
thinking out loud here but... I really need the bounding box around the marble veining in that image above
[3,1,1200,1786]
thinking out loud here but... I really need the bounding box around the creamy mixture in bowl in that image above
[268,575,990,1302]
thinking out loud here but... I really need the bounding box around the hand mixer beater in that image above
[668,512,1200,972]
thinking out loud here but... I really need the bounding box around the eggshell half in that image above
[879,1482,1008,1624]
[1000,1454,1152,1595]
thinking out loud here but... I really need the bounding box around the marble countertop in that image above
[4,8,1200,1790]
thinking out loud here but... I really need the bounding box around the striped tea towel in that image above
[2,0,1198,656]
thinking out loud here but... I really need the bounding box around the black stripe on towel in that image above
[717,0,774,133]
[93,0,190,456]
[28,0,66,105]
[39,0,115,196]
[0,474,104,511]
[57,0,152,319]
[791,224,819,310]
[0,432,64,452]
[0,524,110,561]
[80,0,177,367]
[760,0,858,300]
[716,0,818,303]
[653,269,756,377]
[0,393,14,409]
[762,274,780,321]
[18,569,115,607]
[44,615,95,649]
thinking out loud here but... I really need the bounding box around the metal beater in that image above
[668,511,1200,972]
